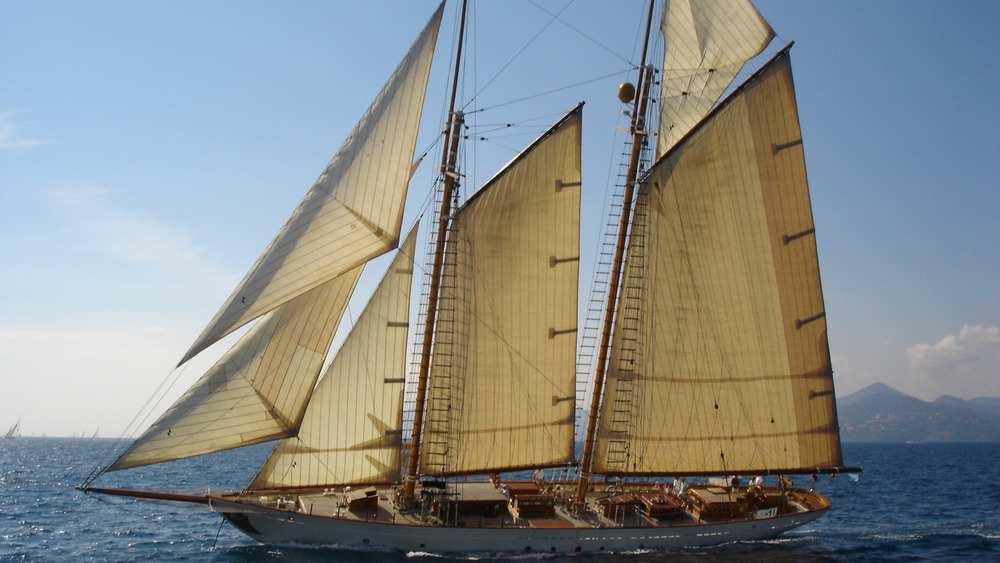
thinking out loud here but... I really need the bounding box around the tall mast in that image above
[403,0,469,501]
[575,0,657,508]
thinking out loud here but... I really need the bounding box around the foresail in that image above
[250,226,418,489]
[108,267,363,471]
[419,106,582,476]
[595,53,843,476]
[180,4,443,364]
[657,0,773,155]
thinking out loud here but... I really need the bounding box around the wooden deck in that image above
[229,480,817,531]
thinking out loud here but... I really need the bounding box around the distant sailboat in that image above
[5,419,20,439]
[83,0,859,553]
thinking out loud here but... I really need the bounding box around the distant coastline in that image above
[10,382,999,443]
[837,383,1000,442]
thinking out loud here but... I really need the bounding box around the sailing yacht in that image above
[4,419,20,439]
[82,0,859,553]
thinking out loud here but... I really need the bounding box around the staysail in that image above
[108,267,362,471]
[180,4,443,364]
[419,105,582,476]
[250,226,418,488]
[594,51,843,476]
[657,0,774,155]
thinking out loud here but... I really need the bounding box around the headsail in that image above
[250,226,418,488]
[595,51,843,476]
[180,4,444,364]
[108,266,362,471]
[419,105,582,476]
[657,0,774,155]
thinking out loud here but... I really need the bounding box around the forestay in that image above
[595,54,843,476]
[108,267,362,471]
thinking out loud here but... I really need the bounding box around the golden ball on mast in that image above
[617,82,636,103]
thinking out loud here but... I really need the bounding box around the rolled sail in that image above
[657,0,773,155]
[250,226,418,488]
[419,106,582,476]
[181,4,443,364]
[595,53,843,476]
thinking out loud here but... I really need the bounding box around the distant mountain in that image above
[837,382,908,408]
[967,397,1000,419]
[837,383,1000,442]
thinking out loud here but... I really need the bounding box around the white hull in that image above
[209,496,827,554]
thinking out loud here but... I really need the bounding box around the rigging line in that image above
[84,360,197,484]
[211,516,226,549]
[460,0,573,113]
[415,128,446,166]
[260,434,325,490]
[526,0,639,66]
[466,69,630,116]
[465,108,576,135]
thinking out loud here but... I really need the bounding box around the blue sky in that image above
[2,0,998,437]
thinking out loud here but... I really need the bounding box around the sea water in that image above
[2,439,998,562]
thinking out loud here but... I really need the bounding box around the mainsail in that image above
[251,227,419,488]
[180,4,443,364]
[419,106,583,476]
[595,51,842,475]
[657,0,774,155]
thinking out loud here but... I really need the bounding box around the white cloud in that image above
[46,185,234,291]
[906,325,1000,399]
[0,328,177,437]
[832,354,879,396]
[0,328,225,438]
[0,111,47,151]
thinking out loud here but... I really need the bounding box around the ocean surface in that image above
[2,439,998,562]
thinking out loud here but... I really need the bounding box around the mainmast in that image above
[575,0,657,508]
[403,0,469,502]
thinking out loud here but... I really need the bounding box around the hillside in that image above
[837,384,1000,442]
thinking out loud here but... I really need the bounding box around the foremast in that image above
[403,0,470,503]
[574,0,658,509]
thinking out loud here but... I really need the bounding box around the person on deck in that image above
[676,477,688,497]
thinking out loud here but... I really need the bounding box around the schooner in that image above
[82,0,860,553]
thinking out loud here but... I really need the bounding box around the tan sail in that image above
[108,267,362,471]
[250,226,418,488]
[657,0,773,155]
[180,4,443,365]
[595,53,842,476]
[419,106,582,476]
